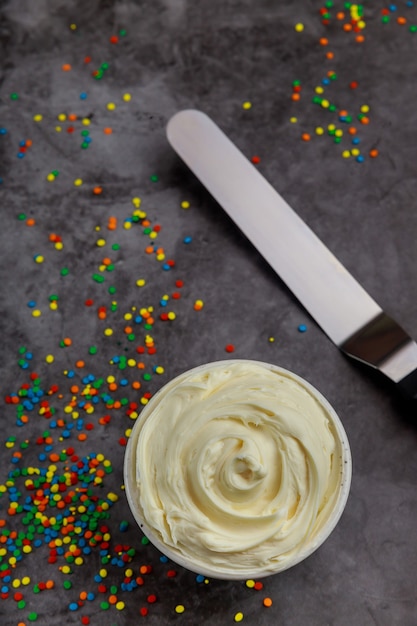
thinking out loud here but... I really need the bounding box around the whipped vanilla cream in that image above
[130,360,348,577]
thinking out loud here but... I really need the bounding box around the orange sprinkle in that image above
[145,246,154,254]
[124,326,133,335]
[0,519,6,528]
[319,37,329,46]
[20,414,29,424]
[113,401,121,409]
[132,381,141,389]
[63,337,72,347]
[103,127,113,135]
[360,116,370,125]
[45,580,55,589]
[326,51,334,59]
[339,109,348,117]
[75,360,85,368]
[348,127,357,135]
[108,383,118,392]
[109,595,118,604]
[102,257,112,266]
[49,453,60,463]
[356,35,365,43]
[25,139,33,147]
[291,93,300,101]
[26,218,36,226]
[336,11,345,19]
[78,433,87,441]
[62,63,72,71]
[68,113,77,121]
[263,597,273,607]
[369,149,379,158]
[142,219,151,227]
[93,186,103,195]
[107,217,117,230]
[397,16,407,25]
[301,133,311,141]
[343,23,353,31]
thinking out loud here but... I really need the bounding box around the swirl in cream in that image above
[131,361,346,576]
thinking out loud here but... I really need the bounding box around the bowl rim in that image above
[123,359,352,580]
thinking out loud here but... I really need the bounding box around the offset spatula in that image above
[167,109,417,399]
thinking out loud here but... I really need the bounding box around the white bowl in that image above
[124,360,351,580]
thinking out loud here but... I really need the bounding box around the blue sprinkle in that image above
[356,155,365,163]
[0,127,7,135]
[119,520,129,532]
[298,324,307,333]
[352,137,360,145]
[183,236,192,244]
[196,574,205,583]
[69,602,79,611]
[80,92,88,99]
[27,301,37,308]
[17,152,25,158]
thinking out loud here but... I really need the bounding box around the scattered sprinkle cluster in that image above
[287,1,417,162]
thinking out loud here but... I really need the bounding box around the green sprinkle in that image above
[89,346,98,355]
[150,174,159,182]
[111,243,120,250]
[28,613,38,622]
[410,25,417,32]
[18,600,26,609]
[60,267,69,276]
[100,601,110,610]
[10,92,19,100]
[63,580,72,589]
[141,536,150,545]
[92,273,105,283]
[17,213,27,220]
[108,286,116,294]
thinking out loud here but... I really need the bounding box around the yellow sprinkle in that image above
[46,173,55,182]
[55,126,62,132]
[315,86,324,94]
[104,328,113,336]
[124,221,132,230]
[116,601,125,610]
[61,565,71,574]
[155,366,164,374]
[342,151,351,158]
[82,118,91,126]
[360,104,370,113]
[122,93,131,102]
[242,101,252,110]
[294,22,304,32]
[167,312,176,321]
[234,612,244,623]
[127,359,136,367]
[12,579,21,588]
[289,116,298,123]
[73,178,83,186]
[132,197,141,208]
[33,114,43,122]
[45,355,54,364]
[321,99,330,108]
[136,279,146,287]
[107,492,118,502]
[351,148,360,157]
[335,129,343,137]
[315,127,324,135]
[57,113,67,121]
[181,200,190,209]
[245,579,255,588]
[358,20,366,29]
[175,605,185,614]
[34,255,44,263]
[99,568,108,578]
[55,242,64,250]
[70,23,77,30]
[327,124,336,131]
[106,102,116,111]
[96,238,106,247]
[268,336,275,343]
